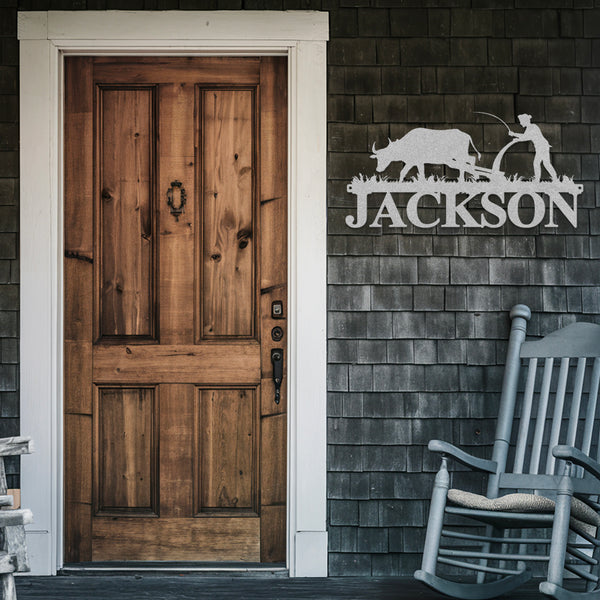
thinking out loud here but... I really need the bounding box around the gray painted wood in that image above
[417,308,600,599]
[521,323,600,359]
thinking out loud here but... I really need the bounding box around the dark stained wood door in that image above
[64,57,287,563]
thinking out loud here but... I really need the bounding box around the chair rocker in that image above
[415,305,600,600]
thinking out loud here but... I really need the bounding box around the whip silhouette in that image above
[474,111,514,135]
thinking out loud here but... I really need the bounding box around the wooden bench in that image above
[0,437,33,600]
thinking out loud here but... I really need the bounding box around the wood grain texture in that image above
[64,341,92,415]
[260,505,286,563]
[64,57,94,255]
[196,389,257,514]
[94,388,157,514]
[93,57,261,85]
[259,56,287,293]
[65,56,287,564]
[64,502,92,564]
[159,385,194,518]
[93,344,260,384]
[159,83,195,345]
[260,377,287,418]
[201,89,255,339]
[64,413,93,562]
[64,414,92,506]
[64,57,95,563]
[260,414,286,507]
[258,57,288,562]
[99,87,155,339]
[92,518,260,561]
[63,258,93,344]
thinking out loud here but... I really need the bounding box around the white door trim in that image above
[18,10,328,577]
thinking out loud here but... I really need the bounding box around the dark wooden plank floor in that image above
[15,575,546,599]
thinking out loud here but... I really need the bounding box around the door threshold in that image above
[60,562,288,576]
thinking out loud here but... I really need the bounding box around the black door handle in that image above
[271,349,283,404]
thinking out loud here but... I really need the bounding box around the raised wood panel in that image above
[159,385,194,518]
[92,517,260,561]
[98,87,156,340]
[201,89,255,339]
[158,83,195,345]
[93,343,260,384]
[196,388,257,514]
[94,387,158,515]
[92,57,261,85]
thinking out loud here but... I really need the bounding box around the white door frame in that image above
[18,10,328,577]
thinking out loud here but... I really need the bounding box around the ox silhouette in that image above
[370,128,481,181]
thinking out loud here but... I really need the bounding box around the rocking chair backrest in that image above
[488,306,600,497]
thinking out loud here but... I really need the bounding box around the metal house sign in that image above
[346,114,584,230]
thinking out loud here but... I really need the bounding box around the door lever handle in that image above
[271,349,283,404]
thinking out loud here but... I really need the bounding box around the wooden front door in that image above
[63,57,287,563]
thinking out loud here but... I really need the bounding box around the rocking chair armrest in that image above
[428,440,497,474]
[0,437,33,457]
[553,445,600,481]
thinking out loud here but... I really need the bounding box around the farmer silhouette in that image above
[509,113,557,181]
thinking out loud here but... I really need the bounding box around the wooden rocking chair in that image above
[415,305,600,600]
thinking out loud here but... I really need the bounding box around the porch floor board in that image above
[15,575,546,599]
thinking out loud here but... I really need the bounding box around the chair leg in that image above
[420,456,449,575]
[547,473,574,587]
[540,470,583,600]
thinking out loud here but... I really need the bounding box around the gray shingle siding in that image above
[326,2,600,577]
[0,4,18,490]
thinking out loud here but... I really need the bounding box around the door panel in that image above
[201,89,256,339]
[94,387,158,515]
[98,87,155,340]
[64,56,287,563]
[196,388,258,514]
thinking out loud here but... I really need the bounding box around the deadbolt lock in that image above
[271,326,284,341]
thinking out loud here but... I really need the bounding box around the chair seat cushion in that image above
[447,489,600,532]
